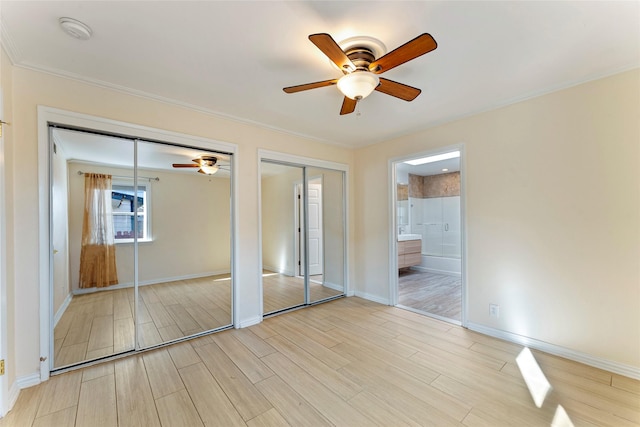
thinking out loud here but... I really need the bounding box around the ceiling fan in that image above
[283,33,437,115]
[172,156,224,175]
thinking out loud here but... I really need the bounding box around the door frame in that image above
[388,144,468,327]
[37,106,238,380]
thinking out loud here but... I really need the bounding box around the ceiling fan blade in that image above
[283,79,339,94]
[309,33,356,72]
[340,97,357,115]
[369,33,437,74]
[172,164,199,168]
[375,78,421,101]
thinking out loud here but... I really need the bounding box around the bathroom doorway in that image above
[392,148,465,324]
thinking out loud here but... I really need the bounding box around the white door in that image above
[306,182,323,276]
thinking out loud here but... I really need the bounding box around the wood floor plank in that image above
[266,335,362,400]
[87,315,114,351]
[76,375,117,427]
[246,408,291,427]
[248,322,278,340]
[178,362,246,427]
[339,365,462,427]
[347,390,422,427]
[334,342,470,422]
[431,374,553,425]
[261,352,373,426]
[267,318,350,369]
[114,356,161,427]
[0,384,45,427]
[167,341,201,369]
[230,328,278,358]
[329,335,438,386]
[253,374,332,427]
[32,405,77,427]
[142,348,185,399]
[82,361,115,382]
[113,317,135,353]
[35,371,82,418]
[155,389,204,427]
[212,333,274,383]
[613,374,640,395]
[195,342,273,421]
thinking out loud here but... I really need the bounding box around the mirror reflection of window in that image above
[112,182,150,242]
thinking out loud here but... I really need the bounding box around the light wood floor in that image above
[7,297,639,426]
[262,272,342,314]
[54,274,233,369]
[399,269,462,321]
[55,273,343,368]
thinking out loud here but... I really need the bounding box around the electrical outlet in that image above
[489,304,500,318]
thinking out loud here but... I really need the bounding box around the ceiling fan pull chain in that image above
[356,100,362,117]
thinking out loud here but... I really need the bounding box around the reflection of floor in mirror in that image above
[53,273,232,368]
[398,269,461,321]
[263,271,343,315]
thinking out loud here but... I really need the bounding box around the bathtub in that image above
[417,255,461,277]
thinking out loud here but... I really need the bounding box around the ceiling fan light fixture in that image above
[337,71,379,100]
[59,17,93,40]
[199,164,219,175]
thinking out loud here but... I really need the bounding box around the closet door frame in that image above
[257,149,350,318]
[37,106,238,380]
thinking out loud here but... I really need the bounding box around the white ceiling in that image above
[2,1,639,148]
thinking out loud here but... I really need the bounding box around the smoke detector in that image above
[59,17,92,40]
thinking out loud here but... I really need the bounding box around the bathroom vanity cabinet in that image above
[398,237,422,269]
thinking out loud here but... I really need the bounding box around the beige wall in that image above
[261,167,300,276]
[9,65,354,379]
[354,69,640,368]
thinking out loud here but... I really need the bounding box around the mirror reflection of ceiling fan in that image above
[283,32,437,115]
[172,156,229,175]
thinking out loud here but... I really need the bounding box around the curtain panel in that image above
[79,173,119,288]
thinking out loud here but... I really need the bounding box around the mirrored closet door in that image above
[51,127,233,370]
[260,160,346,316]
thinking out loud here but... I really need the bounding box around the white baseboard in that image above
[354,291,390,306]
[237,316,262,329]
[2,373,43,416]
[53,293,73,327]
[72,270,231,295]
[320,281,343,292]
[262,266,295,277]
[16,372,41,390]
[467,322,640,380]
[5,381,20,416]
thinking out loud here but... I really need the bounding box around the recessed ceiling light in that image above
[404,151,460,166]
[59,17,92,40]
[442,168,449,172]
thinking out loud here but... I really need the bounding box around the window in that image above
[112,181,151,243]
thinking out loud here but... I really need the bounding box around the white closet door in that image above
[442,196,461,258]
[423,197,443,256]
[307,183,323,276]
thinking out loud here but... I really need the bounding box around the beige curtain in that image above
[79,173,118,288]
